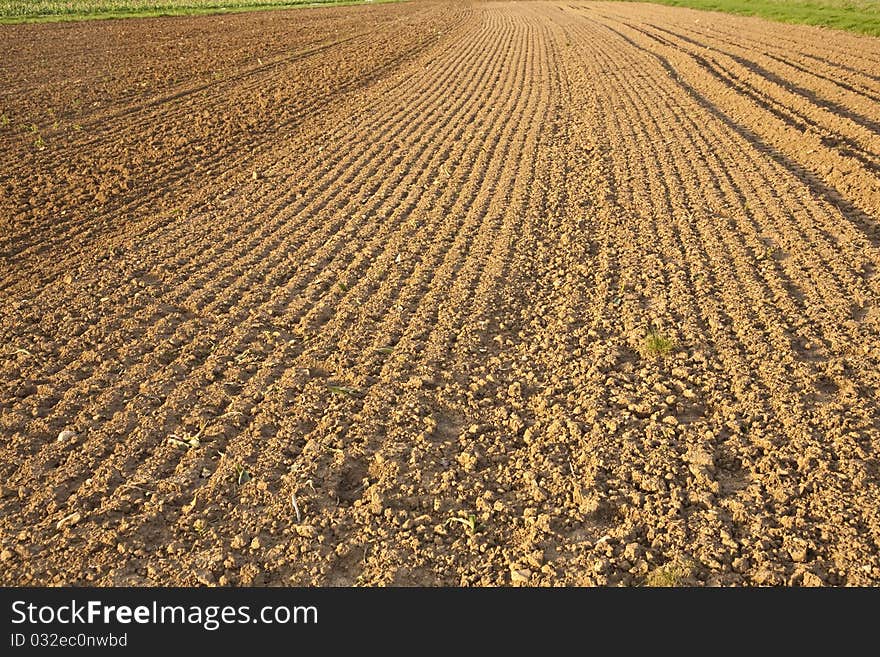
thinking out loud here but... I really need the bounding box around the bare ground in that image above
[1,1,879,586]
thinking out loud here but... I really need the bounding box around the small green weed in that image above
[327,383,359,397]
[644,559,693,587]
[643,331,674,358]
[235,463,251,485]
[446,513,478,535]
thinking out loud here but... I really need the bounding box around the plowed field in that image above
[2,1,879,586]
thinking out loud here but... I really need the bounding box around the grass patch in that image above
[0,0,396,24]
[644,556,696,586]
[642,330,675,358]
[632,0,880,37]
[326,383,360,397]
[644,563,688,586]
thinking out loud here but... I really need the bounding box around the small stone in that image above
[250,537,261,550]
[0,549,13,562]
[252,170,260,180]
[507,382,522,398]
[57,429,77,442]
[467,424,480,435]
[510,568,531,584]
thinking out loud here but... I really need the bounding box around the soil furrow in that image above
[2,1,879,587]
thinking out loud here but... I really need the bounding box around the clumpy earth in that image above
[1,1,879,586]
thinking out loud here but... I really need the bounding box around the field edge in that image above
[0,0,402,25]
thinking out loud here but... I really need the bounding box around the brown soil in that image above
[1,1,879,587]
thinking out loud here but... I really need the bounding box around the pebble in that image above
[57,429,77,442]
[510,568,531,584]
[0,549,13,562]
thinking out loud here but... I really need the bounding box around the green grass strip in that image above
[630,0,880,37]
[0,0,397,24]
